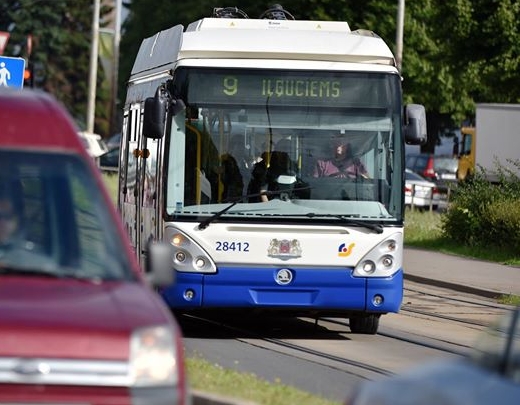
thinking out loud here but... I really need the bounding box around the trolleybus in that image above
[118,6,427,334]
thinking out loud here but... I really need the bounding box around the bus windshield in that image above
[165,67,404,221]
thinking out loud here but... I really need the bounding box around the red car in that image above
[0,89,189,405]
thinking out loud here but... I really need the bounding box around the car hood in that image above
[0,276,170,360]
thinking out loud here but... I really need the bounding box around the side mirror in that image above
[142,86,186,140]
[143,86,169,139]
[146,241,175,287]
[404,104,427,145]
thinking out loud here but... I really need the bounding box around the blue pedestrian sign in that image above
[0,56,26,89]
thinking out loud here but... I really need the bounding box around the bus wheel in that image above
[349,314,380,334]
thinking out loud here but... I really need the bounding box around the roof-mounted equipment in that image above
[212,7,249,18]
[259,4,295,20]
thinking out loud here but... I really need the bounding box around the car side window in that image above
[65,160,134,280]
[19,176,49,254]
[69,173,111,276]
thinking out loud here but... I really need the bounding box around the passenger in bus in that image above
[247,151,269,202]
[220,152,244,200]
[247,138,299,202]
[228,135,255,194]
[313,136,369,179]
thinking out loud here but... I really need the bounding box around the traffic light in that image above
[24,62,34,87]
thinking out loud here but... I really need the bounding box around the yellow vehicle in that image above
[457,126,475,181]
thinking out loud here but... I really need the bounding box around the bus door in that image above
[119,104,141,255]
[139,134,162,269]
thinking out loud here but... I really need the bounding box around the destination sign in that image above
[185,69,395,108]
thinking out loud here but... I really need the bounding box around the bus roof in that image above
[130,18,396,82]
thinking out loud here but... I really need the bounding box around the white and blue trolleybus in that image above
[119,6,427,334]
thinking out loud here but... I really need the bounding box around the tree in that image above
[0,0,113,136]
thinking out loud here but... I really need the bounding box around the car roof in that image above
[0,89,88,156]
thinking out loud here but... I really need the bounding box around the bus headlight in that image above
[353,233,403,277]
[166,228,217,273]
[170,233,189,248]
[359,260,376,274]
[195,257,206,269]
[381,255,393,268]
[175,251,187,263]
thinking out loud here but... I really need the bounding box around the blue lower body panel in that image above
[160,266,403,315]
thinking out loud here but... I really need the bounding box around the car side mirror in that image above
[146,241,175,287]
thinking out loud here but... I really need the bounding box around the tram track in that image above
[180,303,475,383]
[402,283,512,328]
[181,312,396,381]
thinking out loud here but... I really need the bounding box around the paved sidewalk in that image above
[403,247,520,298]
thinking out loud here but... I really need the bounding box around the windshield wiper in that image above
[303,213,384,234]
[197,186,311,230]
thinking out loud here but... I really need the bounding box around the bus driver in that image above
[313,135,369,179]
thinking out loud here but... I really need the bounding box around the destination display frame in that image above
[179,68,400,108]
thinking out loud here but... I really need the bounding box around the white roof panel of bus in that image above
[180,18,395,66]
[129,17,396,83]
[186,17,351,32]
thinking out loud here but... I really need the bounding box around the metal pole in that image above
[395,0,405,72]
[87,0,100,134]
[110,0,122,136]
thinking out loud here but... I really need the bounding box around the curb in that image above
[404,274,503,299]
[192,390,258,405]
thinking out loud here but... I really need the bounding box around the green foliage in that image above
[441,161,520,251]
[404,209,520,266]
[482,199,520,251]
[404,209,444,245]
[498,294,520,306]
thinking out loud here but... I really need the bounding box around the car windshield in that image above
[0,150,135,282]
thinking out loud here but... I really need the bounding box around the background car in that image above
[405,168,440,211]
[406,153,458,183]
[78,131,108,160]
[99,132,120,170]
[345,306,520,405]
[406,153,458,209]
